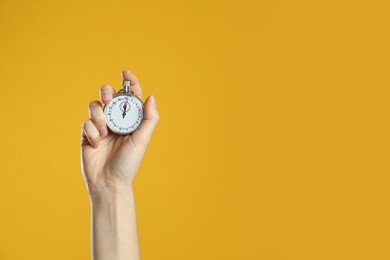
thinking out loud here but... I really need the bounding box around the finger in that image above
[99,84,116,105]
[122,70,142,99]
[81,122,89,147]
[132,95,159,147]
[82,118,101,148]
[88,100,108,137]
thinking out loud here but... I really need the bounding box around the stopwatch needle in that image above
[122,104,127,118]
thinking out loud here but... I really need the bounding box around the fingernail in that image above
[99,126,108,137]
[150,95,157,108]
[102,92,110,101]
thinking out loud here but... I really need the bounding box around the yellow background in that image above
[0,0,389,259]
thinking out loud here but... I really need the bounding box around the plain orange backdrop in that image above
[0,0,389,259]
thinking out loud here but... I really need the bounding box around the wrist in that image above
[89,183,135,205]
[89,182,139,260]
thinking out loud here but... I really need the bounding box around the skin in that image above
[80,70,160,260]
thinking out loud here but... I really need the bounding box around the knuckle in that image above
[100,84,113,94]
[153,111,160,123]
[81,122,87,136]
[88,101,104,119]
[88,100,101,110]
[84,118,95,130]
[100,83,111,89]
[82,119,91,129]
[89,135,99,143]
[92,114,106,126]
[86,129,99,142]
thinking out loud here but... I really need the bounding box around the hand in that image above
[80,70,160,197]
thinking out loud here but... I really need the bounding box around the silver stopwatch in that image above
[103,80,144,135]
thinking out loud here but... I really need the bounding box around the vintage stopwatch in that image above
[103,80,144,135]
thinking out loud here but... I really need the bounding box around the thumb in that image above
[132,95,160,147]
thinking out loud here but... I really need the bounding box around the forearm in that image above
[90,187,140,260]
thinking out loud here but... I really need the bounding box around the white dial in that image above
[103,93,144,135]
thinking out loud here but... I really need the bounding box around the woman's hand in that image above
[80,70,160,197]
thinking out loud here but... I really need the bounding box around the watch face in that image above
[103,94,144,135]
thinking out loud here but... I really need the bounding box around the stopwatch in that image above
[103,80,144,135]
